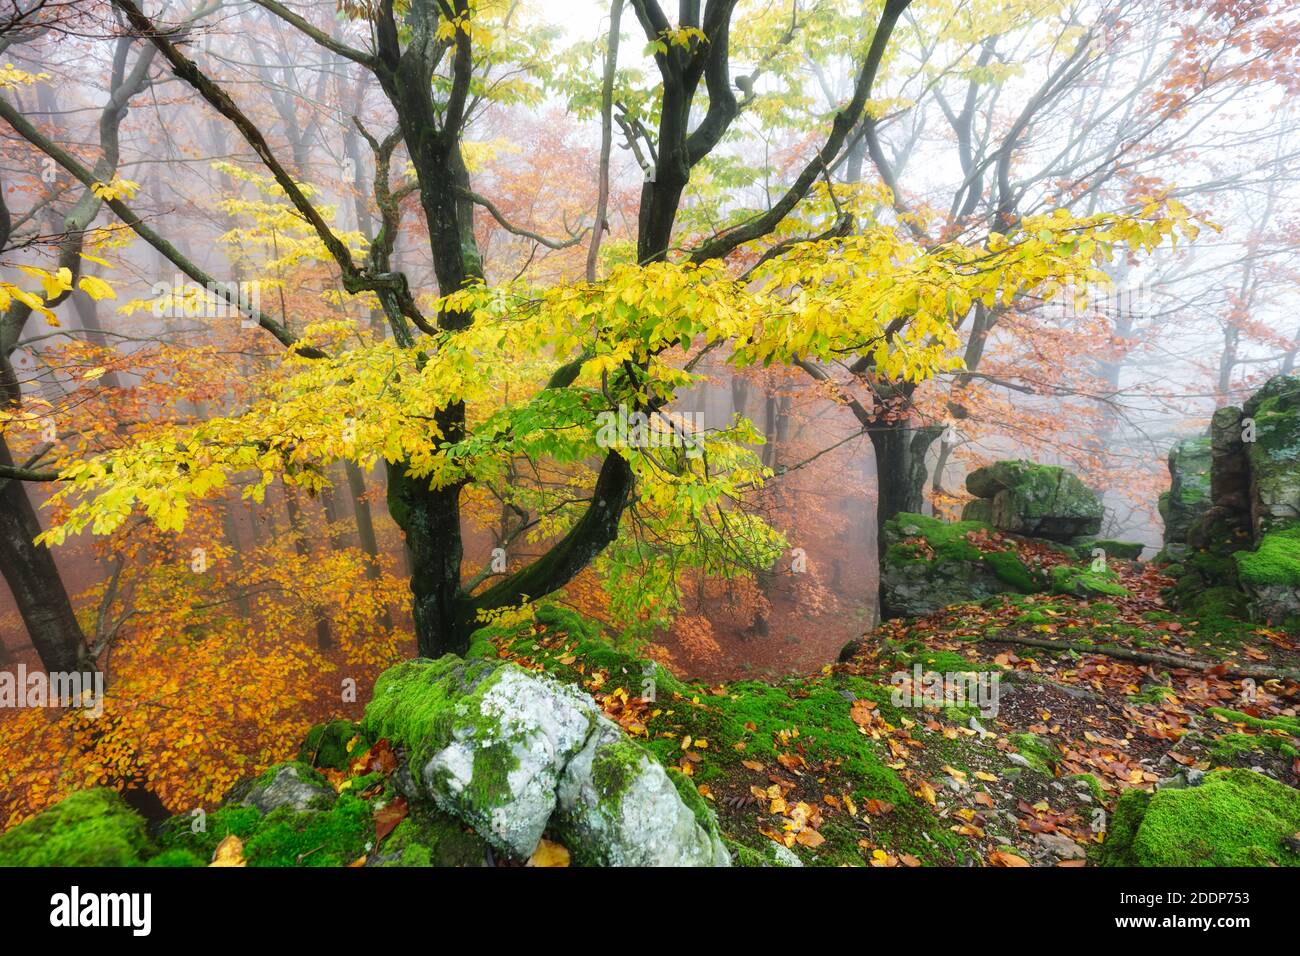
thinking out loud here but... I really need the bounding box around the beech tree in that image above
[2,0,1192,664]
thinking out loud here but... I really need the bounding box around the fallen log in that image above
[982,632,1300,683]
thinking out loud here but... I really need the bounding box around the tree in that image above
[3,0,1191,666]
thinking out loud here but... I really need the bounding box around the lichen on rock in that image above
[962,460,1103,542]
[362,653,730,865]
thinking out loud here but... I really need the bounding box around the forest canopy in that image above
[1,0,1298,877]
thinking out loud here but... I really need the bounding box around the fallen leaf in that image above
[209,834,246,868]
[989,850,1030,867]
[526,838,570,868]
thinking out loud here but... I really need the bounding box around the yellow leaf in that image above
[209,834,246,867]
[526,838,570,867]
[77,275,116,301]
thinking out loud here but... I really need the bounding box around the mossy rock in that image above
[1049,564,1129,598]
[363,651,728,864]
[225,761,338,814]
[1161,434,1212,546]
[963,460,1103,542]
[373,802,491,867]
[1008,732,1058,774]
[1243,374,1300,535]
[1089,539,1145,561]
[0,789,154,867]
[1099,770,1300,866]
[1235,526,1300,622]
[880,513,1043,618]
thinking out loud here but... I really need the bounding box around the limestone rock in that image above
[1158,434,1211,546]
[233,762,337,814]
[363,655,730,866]
[962,460,1103,542]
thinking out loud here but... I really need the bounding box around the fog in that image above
[2,0,1298,684]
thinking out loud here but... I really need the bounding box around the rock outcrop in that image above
[363,655,731,866]
[879,512,1042,619]
[1165,374,1300,625]
[961,460,1103,542]
[1244,374,1300,535]
[1157,434,1211,553]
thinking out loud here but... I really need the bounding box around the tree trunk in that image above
[387,459,466,657]
[868,420,941,525]
[345,461,391,630]
[283,484,333,650]
[0,436,91,673]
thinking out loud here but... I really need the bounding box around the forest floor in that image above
[491,561,1300,866]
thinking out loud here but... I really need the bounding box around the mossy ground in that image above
[157,789,373,867]
[6,560,1296,868]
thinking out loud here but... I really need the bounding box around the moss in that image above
[983,550,1040,592]
[1235,527,1300,588]
[1129,685,1177,704]
[1100,770,1300,866]
[239,792,373,867]
[377,803,489,867]
[591,739,648,805]
[0,788,153,867]
[1050,565,1129,597]
[1097,788,1151,866]
[886,512,1041,594]
[144,849,206,867]
[298,719,367,771]
[726,839,768,867]
[1209,733,1299,764]
[901,649,1001,674]
[1206,708,1300,736]
[886,513,986,564]
[468,741,521,805]
[666,766,719,837]
[156,805,264,861]
[343,772,384,795]
[1188,586,1249,624]
[252,759,331,793]
[1008,732,1058,774]
[1091,539,1145,560]
[362,655,505,772]
[155,790,372,867]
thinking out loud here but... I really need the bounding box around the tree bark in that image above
[0,436,91,673]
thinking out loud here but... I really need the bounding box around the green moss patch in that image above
[157,793,373,867]
[0,789,153,867]
[1050,565,1129,597]
[1099,770,1300,867]
[1235,527,1300,588]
